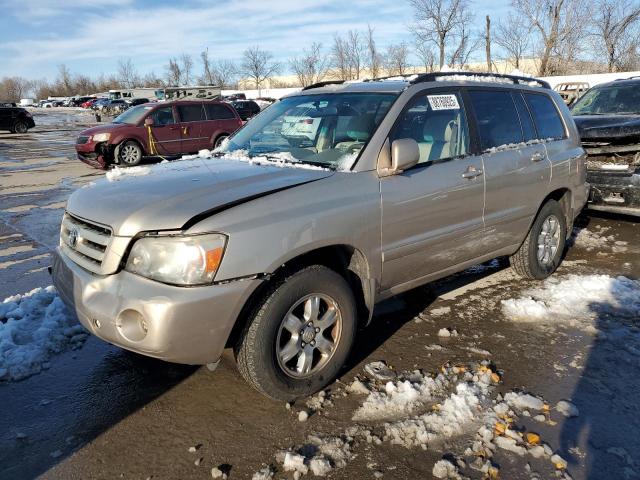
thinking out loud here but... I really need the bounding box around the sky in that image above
[0,0,511,81]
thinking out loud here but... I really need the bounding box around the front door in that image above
[0,108,13,130]
[148,106,182,155]
[380,90,485,293]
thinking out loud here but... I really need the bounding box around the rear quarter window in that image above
[468,90,523,150]
[524,93,566,140]
[206,103,235,120]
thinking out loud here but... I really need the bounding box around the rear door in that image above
[176,103,207,153]
[147,105,182,155]
[466,89,550,250]
[204,103,240,145]
[380,89,485,292]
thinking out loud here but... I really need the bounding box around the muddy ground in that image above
[0,109,639,480]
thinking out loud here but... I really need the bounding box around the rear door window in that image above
[177,103,205,122]
[468,90,523,150]
[205,103,235,120]
[512,92,537,142]
[524,93,566,139]
[391,91,470,164]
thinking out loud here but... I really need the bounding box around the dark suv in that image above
[230,100,261,120]
[571,77,640,216]
[0,105,36,133]
[75,99,243,168]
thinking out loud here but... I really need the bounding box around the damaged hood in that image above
[573,114,640,143]
[67,158,333,236]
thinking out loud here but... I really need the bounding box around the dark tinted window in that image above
[151,106,175,125]
[391,91,469,163]
[525,93,565,139]
[206,103,235,120]
[468,90,523,150]
[512,93,537,141]
[178,104,205,122]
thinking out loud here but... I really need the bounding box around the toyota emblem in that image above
[68,227,79,248]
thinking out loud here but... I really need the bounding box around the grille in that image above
[60,212,112,273]
[76,136,90,144]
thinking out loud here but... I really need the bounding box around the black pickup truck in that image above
[571,77,640,216]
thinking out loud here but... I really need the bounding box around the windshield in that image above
[217,93,397,169]
[571,84,640,115]
[113,105,154,125]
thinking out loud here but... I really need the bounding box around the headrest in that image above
[346,114,375,142]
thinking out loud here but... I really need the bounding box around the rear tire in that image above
[117,140,143,166]
[13,121,28,134]
[510,200,567,279]
[235,265,357,401]
[213,134,228,149]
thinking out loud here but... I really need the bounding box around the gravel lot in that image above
[1,109,639,480]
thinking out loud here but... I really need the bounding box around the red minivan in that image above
[75,100,243,168]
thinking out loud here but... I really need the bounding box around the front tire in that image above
[510,200,567,279]
[213,134,228,149]
[235,265,357,401]
[117,140,143,166]
[13,121,28,134]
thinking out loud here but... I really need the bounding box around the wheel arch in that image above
[226,244,374,349]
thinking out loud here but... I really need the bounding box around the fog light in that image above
[116,309,148,342]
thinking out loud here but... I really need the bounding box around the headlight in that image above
[125,233,227,286]
[92,132,111,142]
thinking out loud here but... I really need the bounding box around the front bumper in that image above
[76,140,109,169]
[587,168,640,216]
[51,248,261,364]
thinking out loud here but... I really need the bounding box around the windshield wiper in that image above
[256,153,331,169]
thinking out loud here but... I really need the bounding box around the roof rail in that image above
[302,80,345,91]
[614,75,640,81]
[362,73,418,82]
[409,71,551,89]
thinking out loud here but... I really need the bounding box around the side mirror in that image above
[144,117,154,127]
[390,138,420,173]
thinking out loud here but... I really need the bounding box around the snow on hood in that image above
[71,155,334,236]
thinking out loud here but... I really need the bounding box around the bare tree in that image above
[346,30,365,79]
[448,22,480,68]
[485,15,492,72]
[415,42,436,72]
[166,58,182,86]
[331,35,351,80]
[211,60,237,87]
[366,25,382,78]
[180,54,194,85]
[495,12,532,69]
[0,77,33,102]
[241,46,280,91]
[409,0,470,69]
[117,58,139,88]
[512,0,586,76]
[200,49,214,84]
[384,43,411,75]
[591,0,640,72]
[57,64,73,96]
[290,42,328,87]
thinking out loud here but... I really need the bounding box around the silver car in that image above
[52,73,588,400]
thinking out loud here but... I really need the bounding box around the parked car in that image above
[81,98,101,109]
[75,99,242,168]
[91,98,112,111]
[71,96,95,107]
[0,102,17,107]
[571,77,640,216]
[0,105,35,133]
[127,98,150,107]
[554,82,590,105]
[53,73,587,400]
[230,100,261,120]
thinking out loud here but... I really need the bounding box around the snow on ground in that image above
[569,225,628,252]
[0,286,86,381]
[254,362,574,479]
[501,274,640,329]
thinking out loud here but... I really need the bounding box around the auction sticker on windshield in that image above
[428,94,460,110]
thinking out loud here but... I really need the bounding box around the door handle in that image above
[462,166,483,179]
[531,152,545,162]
